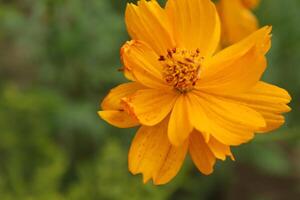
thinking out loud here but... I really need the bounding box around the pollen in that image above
[159,48,203,93]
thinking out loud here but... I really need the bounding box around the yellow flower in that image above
[98,0,291,185]
[217,0,261,46]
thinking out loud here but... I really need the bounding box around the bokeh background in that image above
[0,0,299,199]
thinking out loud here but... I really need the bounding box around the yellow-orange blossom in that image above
[98,0,291,185]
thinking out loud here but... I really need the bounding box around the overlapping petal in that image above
[101,82,145,110]
[198,26,271,94]
[188,92,256,145]
[98,82,145,128]
[166,0,220,57]
[125,0,174,55]
[98,111,139,128]
[206,26,271,63]
[168,95,193,146]
[207,136,235,161]
[129,119,188,185]
[189,131,216,175]
[220,81,291,132]
[121,40,170,90]
[122,89,178,126]
[195,92,266,129]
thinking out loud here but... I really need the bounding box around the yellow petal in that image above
[98,111,139,128]
[199,27,271,94]
[168,95,193,146]
[101,82,145,110]
[234,81,291,104]
[194,92,266,129]
[121,40,170,90]
[210,119,255,146]
[258,112,286,132]
[189,131,216,175]
[208,136,235,161]
[203,26,271,69]
[125,0,174,55]
[187,93,212,143]
[118,66,136,82]
[188,92,255,146]
[129,119,188,185]
[166,0,220,57]
[99,82,144,128]
[218,0,259,46]
[220,81,292,133]
[122,89,178,126]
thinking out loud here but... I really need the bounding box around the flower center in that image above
[159,48,203,93]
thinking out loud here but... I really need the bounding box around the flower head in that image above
[98,0,291,185]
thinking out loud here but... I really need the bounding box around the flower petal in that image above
[198,26,272,94]
[198,46,267,94]
[125,0,174,55]
[195,92,266,129]
[258,112,286,132]
[202,26,271,71]
[99,82,144,128]
[228,81,291,105]
[121,40,170,90]
[168,95,193,146]
[122,89,178,126]
[129,119,188,185]
[188,93,255,146]
[101,82,145,110]
[189,131,216,175]
[207,136,235,161]
[166,0,220,57]
[217,0,259,45]
[220,81,292,132]
[98,111,139,128]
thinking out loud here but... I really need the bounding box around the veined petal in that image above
[198,26,272,94]
[166,0,220,57]
[218,0,259,46]
[231,81,292,104]
[220,81,292,132]
[121,40,171,90]
[168,95,193,146]
[99,82,144,128]
[258,112,286,132]
[188,92,255,146]
[122,89,178,126]
[209,118,255,146]
[208,136,235,161]
[186,93,212,143]
[202,26,271,70]
[194,92,266,129]
[189,131,216,175]
[125,0,174,55]
[198,36,268,94]
[129,119,188,185]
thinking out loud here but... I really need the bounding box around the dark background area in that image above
[0,0,299,199]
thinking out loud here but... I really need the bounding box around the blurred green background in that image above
[0,0,299,199]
